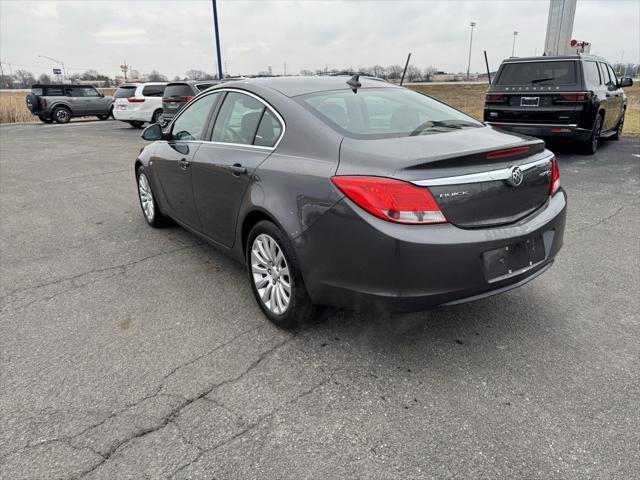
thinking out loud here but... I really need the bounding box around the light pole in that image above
[466,22,476,81]
[511,31,519,57]
[38,54,67,80]
[211,0,223,80]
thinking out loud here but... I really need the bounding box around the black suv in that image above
[484,55,633,154]
[161,80,219,124]
[25,84,114,124]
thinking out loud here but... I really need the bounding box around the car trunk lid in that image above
[337,127,553,228]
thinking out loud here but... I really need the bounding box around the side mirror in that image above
[141,123,164,141]
[619,77,633,88]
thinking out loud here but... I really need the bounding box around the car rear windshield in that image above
[495,61,578,86]
[114,86,137,98]
[298,87,482,139]
[164,84,193,97]
[142,84,166,97]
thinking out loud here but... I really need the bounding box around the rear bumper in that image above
[113,108,148,122]
[486,122,591,141]
[294,191,567,312]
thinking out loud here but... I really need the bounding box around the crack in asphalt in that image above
[69,333,299,479]
[1,242,204,313]
[567,204,633,234]
[168,378,329,480]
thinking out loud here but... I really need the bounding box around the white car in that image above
[113,82,167,128]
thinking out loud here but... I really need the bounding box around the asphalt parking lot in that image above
[1,119,638,479]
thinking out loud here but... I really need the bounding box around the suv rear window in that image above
[495,61,578,86]
[114,86,137,98]
[142,84,166,97]
[299,87,481,139]
[164,83,194,98]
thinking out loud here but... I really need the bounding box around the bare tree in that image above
[185,69,208,80]
[370,65,386,78]
[38,73,52,84]
[299,69,314,76]
[147,70,168,82]
[385,65,403,81]
[81,70,100,80]
[172,75,182,82]
[423,66,437,82]
[14,69,36,88]
[405,65,422,82]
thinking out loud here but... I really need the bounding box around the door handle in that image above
[229,163,247,175]
[179,158,190,170]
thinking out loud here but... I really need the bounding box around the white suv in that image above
[113,83,167,128]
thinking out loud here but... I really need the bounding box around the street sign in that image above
[52,68,62,75]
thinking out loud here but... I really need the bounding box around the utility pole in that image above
[512,31,519,57]
[284,62,287,76]
[466,22,476,81]
[120,61,129,81]
[211,0,223,79]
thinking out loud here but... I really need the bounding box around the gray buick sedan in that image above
[135,76,566,328]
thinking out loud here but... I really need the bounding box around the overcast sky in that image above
[1,0,638,78]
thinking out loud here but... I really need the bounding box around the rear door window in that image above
[254,110,283,147]
[43,86,64,96]
[495,61,578,86]
[583,61,601,86]
[142,84,166,97]
[211,92,266,145]
[114,86,137,98]
[66,87,85,97]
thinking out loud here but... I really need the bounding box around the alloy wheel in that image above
[137,173,155,222]
[592,116,601,151]
[56,109,70,123]
[251,234,292,315]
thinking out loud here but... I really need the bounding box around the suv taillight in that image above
[331,176,447,224]
[127,97,146,103]
[555,92,591,102]
[550,157,560,195]
[485,93,507,103]
[182,95,194,102]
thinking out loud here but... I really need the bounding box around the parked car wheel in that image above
[128,121,144,128]
[581,113,602,155]
[152,109,163,125]
[53,107,71,124]
[136,167,168,228]
[96,114,110,120]
[612,109,625,141]
[246,220,316,329]
[37,114,54,124]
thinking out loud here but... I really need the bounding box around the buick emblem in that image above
[507,166,524,187]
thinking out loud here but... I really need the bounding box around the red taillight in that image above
[486,93,507,103]
[127,97,145,103]
[182,95,194,101]
[486,146,530,159]
[556,92,590,102]
[550,157,560,195]
[331,176,447,224]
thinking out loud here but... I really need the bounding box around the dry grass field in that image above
[0,84,638,135]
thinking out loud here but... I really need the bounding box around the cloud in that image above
[1,0,638,78]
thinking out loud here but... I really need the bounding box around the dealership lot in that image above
[0,120,638,479]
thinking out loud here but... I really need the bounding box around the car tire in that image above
[128,121,144,128]
[612,110,625,141]
[53,106,71,124]
[97,114,110,120]
[152,109,163,125]
[246,220,316,329]
[136,166,168,228]
[37,114,54,124]
[109,106,114,119]
[26,93,40,113]
[581,113,602,155]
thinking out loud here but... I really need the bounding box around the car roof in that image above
[32,84,92,88]
[216,76,395,97]
[502,54,610,64]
